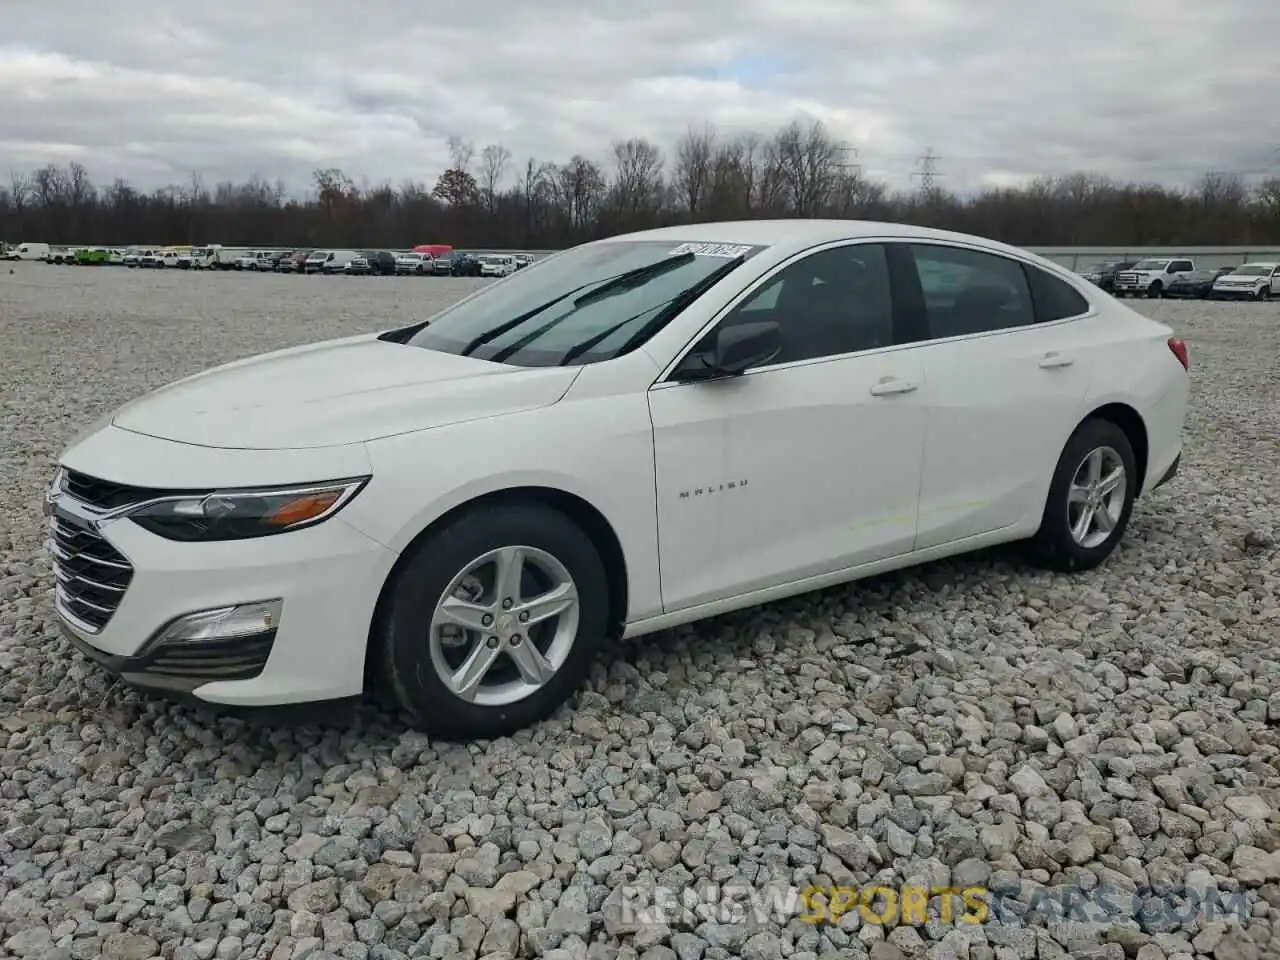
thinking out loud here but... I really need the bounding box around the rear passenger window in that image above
[1024,265,1091,321]
[910,244,1034,338]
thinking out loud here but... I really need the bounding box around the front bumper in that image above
[50,432,398,707]
[1153,453,1179,489]
[1211,288,1262,299]
[60,620,277,695]
[51,507,396,705]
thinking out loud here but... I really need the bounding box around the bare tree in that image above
[66,162,96,210]
[672,123,716,217]
[32,164,68,208]
[553,156,606,232]
[8,171,30,213]
[773,118,842,217]
[478,144,512,214]
[446,136,475,175]
[611,138,665,223]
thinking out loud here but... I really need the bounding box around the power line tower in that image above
[912,147,942,195]
[835,140,861,180]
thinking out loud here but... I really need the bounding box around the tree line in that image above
[3,120,1279,250]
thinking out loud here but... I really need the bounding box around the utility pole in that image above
[833,140,862,214]
[836,140,861,179]
[912,147,942,195]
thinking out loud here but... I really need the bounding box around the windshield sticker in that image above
[668,242,754,258]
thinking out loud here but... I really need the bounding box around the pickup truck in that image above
[1111,258,1195,298]
[73,247,111,265]
[1077,260,1135,293]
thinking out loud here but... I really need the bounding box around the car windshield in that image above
[408,239,764,367]
[1131,259,1170,270]
[1232,265,1270,276]
[1087,262,1120,271]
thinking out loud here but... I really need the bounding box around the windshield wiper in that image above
[557,254,747,366]
[458,282,596,356]
[458,252,697,359]
[608,254,746,361]
[571,252,695,308]
[464,252,700,361]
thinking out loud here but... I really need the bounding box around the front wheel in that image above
[1256,286,1270,301]
[1147,282,1163,299]
[1026,418,1137,573]
[375,503,610,740]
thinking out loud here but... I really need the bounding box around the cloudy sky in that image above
[3,0,1278,196]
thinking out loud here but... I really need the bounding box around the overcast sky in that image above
[3,0,1278,196]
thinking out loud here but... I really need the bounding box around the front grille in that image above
[63,469,205,512]
[51,517,134,631]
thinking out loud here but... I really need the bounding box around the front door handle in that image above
[869,378,919,397]
[1039,352,1074,369]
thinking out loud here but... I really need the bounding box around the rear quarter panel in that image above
[1077,303,1187,493]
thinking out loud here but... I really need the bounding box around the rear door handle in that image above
[1039,352,1074,369]
[869,378,919,397]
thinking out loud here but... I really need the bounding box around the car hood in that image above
[111,333,580,450]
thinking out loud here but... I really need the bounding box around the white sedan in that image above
[47,220,1188,739]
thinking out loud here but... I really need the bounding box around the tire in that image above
[1026,418,1138,573]
[1256,286,1269,301]
[1146,281,1163,299]
[375,502,610,740]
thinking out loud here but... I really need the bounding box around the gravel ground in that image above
[1,263,1278,960]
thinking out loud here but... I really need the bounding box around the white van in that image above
[306,249,358,274]
[322,249,358,274]
[7,242,50,261]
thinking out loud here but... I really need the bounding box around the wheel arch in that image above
[1080,402,1149,494]
[365,485,630,687]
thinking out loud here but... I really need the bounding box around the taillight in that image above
[1168,336,1189,371]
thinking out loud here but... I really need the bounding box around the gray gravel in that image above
[2,263,1279,960]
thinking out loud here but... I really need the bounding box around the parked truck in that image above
[1111,257,1196,298]
[73,247,111,265]
[6,241,50,261]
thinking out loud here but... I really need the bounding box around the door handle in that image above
[1039,352,1074,369]
[869,378,919,397]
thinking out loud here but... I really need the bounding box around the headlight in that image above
[124,477,368,542]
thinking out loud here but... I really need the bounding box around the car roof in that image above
[598,218,1078,273]
[1238,261,1278,268]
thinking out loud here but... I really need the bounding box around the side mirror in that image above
[672,320,782,381]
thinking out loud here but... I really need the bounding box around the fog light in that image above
[153,600,283,644]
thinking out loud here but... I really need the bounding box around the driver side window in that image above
[713,243,895,365]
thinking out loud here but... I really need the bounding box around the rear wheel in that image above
[375,503,610,740]
[1026,418,1137,572]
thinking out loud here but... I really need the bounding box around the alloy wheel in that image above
[428,545,580,706]
[1067,446,1127,549]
